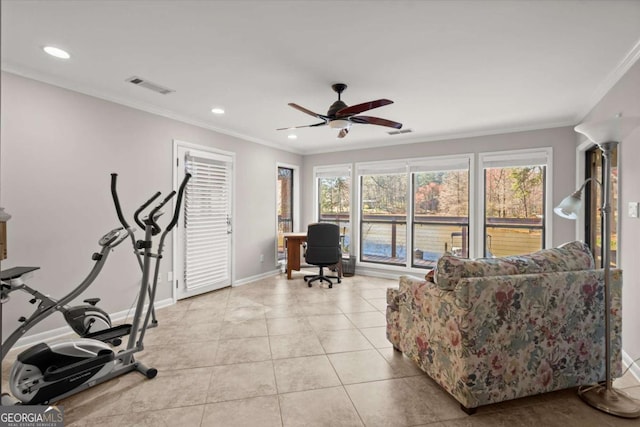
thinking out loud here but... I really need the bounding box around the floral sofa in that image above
[386,241,622,413]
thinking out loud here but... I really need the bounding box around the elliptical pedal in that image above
[83,324,132,346]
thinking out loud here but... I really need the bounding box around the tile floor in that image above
[2,271,640,426]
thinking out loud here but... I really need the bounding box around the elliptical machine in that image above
[0,229,130,353]
[1,172,190,406]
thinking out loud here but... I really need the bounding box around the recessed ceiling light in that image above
[287,134,297,140]
[43,46,70,59]
[211,108,225,115]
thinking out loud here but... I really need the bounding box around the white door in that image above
[175,144,233,300]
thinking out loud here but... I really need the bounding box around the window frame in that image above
[313,163,353,256]
[582,143,619,268]
[355,154,473,272]
[276,162,300,266]
[476,148,553,258]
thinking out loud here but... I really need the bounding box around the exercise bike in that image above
[1,172,190,406]
[0,228,130,355]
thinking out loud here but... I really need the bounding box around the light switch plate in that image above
[629,202,639,218]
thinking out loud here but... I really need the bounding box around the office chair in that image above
[304,222,342,288]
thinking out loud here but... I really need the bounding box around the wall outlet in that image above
[260,254,264,263]
[629,202,639,218]
[167,271,173,281]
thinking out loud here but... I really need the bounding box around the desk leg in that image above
[286,238,303,280]
[286,240,292,279]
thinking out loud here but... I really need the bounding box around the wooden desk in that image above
[283,233,307,279]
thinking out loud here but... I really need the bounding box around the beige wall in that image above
[579,60,640,366]
[0,71,302,338]
[302,126,578,250]
[3,61,637,369]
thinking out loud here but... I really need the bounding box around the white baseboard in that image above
[233,269,280,287]
[622,349,640,382]
[8,298,173,351]
[352,266,404,280]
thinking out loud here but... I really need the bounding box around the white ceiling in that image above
[2,1,640,155]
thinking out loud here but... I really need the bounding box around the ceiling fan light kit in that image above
[277,83,402,138]
[329,119,350,130]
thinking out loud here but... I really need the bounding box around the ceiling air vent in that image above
[388,129,413,135]
[126,76,175,95]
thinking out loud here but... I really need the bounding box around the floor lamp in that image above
[554,114,640,418]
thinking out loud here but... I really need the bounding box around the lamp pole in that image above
[599,141,615,394]
[556,115,640,418]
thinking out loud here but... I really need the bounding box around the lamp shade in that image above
[575,115,640,144]
[554,190,582,220]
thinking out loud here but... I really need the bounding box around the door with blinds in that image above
[175,145,233,300]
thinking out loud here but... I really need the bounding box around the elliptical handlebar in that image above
[166,173,191,232]
[134,192,161,232]
[148,192,176,235]
[110,174,130,229]
[111,172,191,237]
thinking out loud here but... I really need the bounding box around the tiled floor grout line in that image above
[6,274,639,426]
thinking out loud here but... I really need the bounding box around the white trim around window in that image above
[355,154,473,274]
[476,147,553,257]
[276,162,300,233]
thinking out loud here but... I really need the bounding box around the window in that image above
[411,157,470,268]
[480,149,551,257]
[315,165,351,255]
[585,145,618,267]
[360,171,407,265]
[356,156,470,268]
[277,166,294,261]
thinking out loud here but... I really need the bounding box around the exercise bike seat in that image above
[0,266,40,281]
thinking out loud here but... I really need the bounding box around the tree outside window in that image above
[360,174,407,265]
[413,170,469,267]
[484,166,545,257]
[318,176,351,254]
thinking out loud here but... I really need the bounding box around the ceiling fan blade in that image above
[276,121,327,131]
[335,99,393,117]
[288,103,328,120]
[350,116,402,129]
[338,128,349,138]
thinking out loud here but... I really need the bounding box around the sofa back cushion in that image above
[433,241,595,290]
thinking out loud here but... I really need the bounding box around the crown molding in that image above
[576,37,640,122]
[299,119,576,155]
[1,65,305,155]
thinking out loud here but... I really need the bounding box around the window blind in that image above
[314,164,351,179]
[481,149,550,168]
[184,153,231,290]
[408,156,470,173]
[356,160,407,176]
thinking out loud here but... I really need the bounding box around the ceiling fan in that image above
[277,83,402,138]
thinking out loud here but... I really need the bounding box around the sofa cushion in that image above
[433,241,594,290]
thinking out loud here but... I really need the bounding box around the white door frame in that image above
[172,139,236,302]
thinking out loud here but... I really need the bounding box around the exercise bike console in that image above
[98,227,130,247]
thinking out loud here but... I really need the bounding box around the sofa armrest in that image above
[397,275,458,319]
